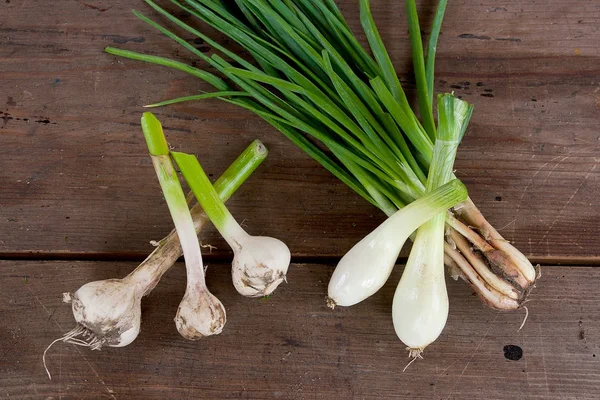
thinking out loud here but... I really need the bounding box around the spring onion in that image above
[172,151,291,297]
[43,121,267,379]
[106,0,537,310]
[391,93,466,359]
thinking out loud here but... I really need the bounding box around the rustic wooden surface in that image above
[2,261,600,399]
[1,0,600,398]
[1,0,599,262]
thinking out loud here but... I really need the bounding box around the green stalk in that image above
[141,112,204,280]
[226,98,380,208]
[359,0,407,108]
[211,138,269,202]
[426,94,464,190]
[370,76,433,163]
[142,111,170,156]
[105,47,229,91]
[406,0,436,141]
[128,134,268,300]
[171,152,233,232]
[425,0,448,102]
[144,91,251,108]
[411,94,466,253]
[395,179,466,221]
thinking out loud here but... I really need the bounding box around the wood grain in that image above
[1,1,599,397]
[1,0,599,261]
[1,260,598,399]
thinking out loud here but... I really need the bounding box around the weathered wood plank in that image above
[1,0,599,260]
[1,260,598,399]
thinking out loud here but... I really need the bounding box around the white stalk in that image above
[171,197,226,339]
[172,152,291,298]
[327,180,467,307]
[140,114,226,340]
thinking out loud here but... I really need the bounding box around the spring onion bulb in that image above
[172,151,291,298]
[141,112,226,339]
[328,179,467,307]
[43,128,267,380]
[392,94,467,359]
[393,214,448,359]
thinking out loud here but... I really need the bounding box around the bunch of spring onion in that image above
[43,113,289,379]
[329,93,467,358]
[105,0,537,331]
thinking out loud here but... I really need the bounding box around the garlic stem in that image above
[141,112,226,339]
[43,126,267,379]
[133,137,269,295]
[172,151,291,298]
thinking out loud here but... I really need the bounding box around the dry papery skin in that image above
[443,198,538,310]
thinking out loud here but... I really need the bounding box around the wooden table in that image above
[1,1,599,398]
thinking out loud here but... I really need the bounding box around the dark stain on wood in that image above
[503,345,524,361]
[495,37,522,42]
[579,320,586,340]
[101,34,145,44]
[75,0,111,12]
[459,33,491,40]
[283,338,305,348]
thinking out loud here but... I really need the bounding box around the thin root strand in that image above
[43,325,102,380]
[200,243,217,253]
[403,348,424,372]
[518,305,529,332]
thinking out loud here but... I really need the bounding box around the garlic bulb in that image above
[69,278,141,348]
[228,222,291,297]
[175,286,226,339]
